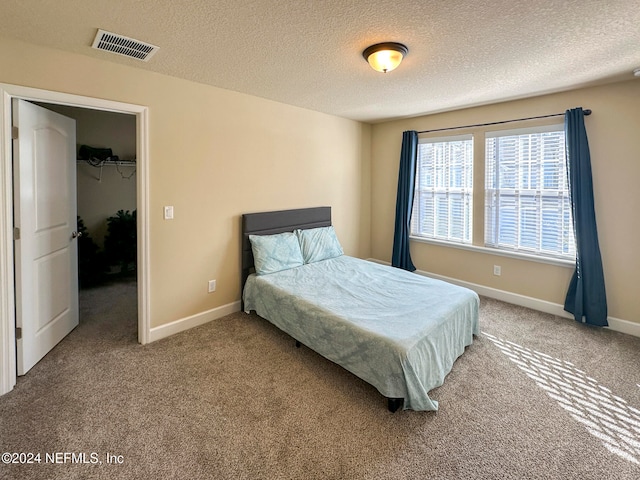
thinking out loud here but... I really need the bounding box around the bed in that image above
[241,207,479,412]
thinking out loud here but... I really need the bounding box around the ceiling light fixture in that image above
[362,42,408,73]
[633,68,640,78]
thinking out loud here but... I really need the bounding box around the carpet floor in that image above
[1,279,639,479]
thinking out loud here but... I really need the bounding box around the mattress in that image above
[243,255,480,411]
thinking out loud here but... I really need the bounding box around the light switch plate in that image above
[164,206,174,220]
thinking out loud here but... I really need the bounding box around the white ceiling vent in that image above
[91,29,159,62]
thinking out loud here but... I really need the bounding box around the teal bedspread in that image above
[243,256,479,411]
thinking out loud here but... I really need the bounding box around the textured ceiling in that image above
[2,0,639,123]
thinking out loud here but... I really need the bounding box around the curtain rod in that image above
[417,109,591,135]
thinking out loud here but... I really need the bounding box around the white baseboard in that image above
[367,258,640,339]
[149,301,242,343]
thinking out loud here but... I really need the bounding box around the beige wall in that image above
[371,79,640,325]
[4,35,635,331]
[0,37,371,328]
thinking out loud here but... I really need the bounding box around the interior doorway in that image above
[38,103,138,286]
[35,102,138,360]
[0,83,150,396]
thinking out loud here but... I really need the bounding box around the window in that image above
[411,135,473,244]
[409,122,576,264]
[485,125,575,260]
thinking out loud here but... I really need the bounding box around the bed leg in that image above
[387,397,403,413]
[295,340,301,348]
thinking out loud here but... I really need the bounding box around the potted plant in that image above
[77,216,107,287]
[104,209,137,276]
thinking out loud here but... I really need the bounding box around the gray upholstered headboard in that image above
[241,206,332,291]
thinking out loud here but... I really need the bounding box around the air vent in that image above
[91,29,159,62]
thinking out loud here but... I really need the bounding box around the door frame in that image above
[0,83,151,395]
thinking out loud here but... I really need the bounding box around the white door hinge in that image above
[15,327,22,340]
[11,126,18,140]
[13,227,20,240]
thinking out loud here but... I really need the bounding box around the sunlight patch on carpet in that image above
[483,332,640,465]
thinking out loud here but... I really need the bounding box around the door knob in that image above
[71,231,83,239]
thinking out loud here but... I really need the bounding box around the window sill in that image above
[409,235,575,268]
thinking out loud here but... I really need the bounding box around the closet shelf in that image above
[77,159,136,182]
[77,159,136,166]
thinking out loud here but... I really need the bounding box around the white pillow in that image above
[296,226,344,264]
[249,232,304,275]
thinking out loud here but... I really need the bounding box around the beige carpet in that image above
[1,279,639,479]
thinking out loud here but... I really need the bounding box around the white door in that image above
[13,99,79,375]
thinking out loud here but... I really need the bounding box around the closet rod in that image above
[417,109,591,135]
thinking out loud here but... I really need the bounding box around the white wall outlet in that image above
[208,279,216,293]
[493,265,501,276]
[164,206,174,220]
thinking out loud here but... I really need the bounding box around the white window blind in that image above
[411,135,473,244]
[485,125,576,259]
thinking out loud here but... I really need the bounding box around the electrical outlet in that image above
[493,265,501,276]
[208,279,216,293]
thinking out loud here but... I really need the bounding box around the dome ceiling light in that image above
[362,42,408,73]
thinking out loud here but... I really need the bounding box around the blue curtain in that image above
[391,131,418,271]
[564,108,608,326]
